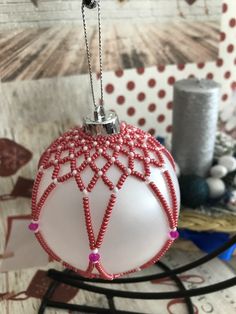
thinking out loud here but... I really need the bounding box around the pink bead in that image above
[28,222,39,232]
[169,230,179,240]
[89,253,101,263]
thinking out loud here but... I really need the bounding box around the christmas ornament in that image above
[30,0,180,280]
[218,155,236,173]
[206,177,226,199]
[179,175,209,208]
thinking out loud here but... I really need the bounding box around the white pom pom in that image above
[210,165,227,178]
[206,177,226,199]
[218,155,236,172]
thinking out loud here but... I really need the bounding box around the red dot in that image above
[158,90,166,98]
[127,81,135,91]
[220,32,226,41]
[234,58,236,65]
[177,63,185,70]
[166,125,172,133]
[137,67,145,75]
[157,65,165,72]
[115,69,123,77]
[216,58,223,67]
[222,94,228,101]
[167,101,173,110]
[224,71,231,79]
[138,118,146,126]
[117,95,125,105]
[127,107,135,116]
[206,73,214,80]
[168,76,176,85]
[148,78,156,87]
[148,103,156,112]
[229,18,236,27]
[137,92,146,101]
[148,128,155,136]
[197,62,205,69]
[231,81,236,90]
[105,84,114,94]
[157,114,165,123]
[227,44,234,53]
[222,3,228,13]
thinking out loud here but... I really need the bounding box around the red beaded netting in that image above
[31,122,179,280]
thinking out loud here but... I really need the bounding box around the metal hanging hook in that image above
[82,0,120,135]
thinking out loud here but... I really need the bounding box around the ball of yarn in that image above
[218,155,236,172]
[210,164,227,178]
[179,175,209,208]
[206,177,226,199]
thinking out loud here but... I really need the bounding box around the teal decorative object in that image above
[179,175,209,208]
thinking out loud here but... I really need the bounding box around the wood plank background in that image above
[0,0,222,30]
[0,20,220,81]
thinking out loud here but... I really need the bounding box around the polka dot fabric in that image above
[99,1,236,137]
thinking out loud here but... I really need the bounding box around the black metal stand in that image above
[39,235,236,314]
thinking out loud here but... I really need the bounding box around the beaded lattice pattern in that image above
[31,123,179,280]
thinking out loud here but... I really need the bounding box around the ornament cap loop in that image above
[83,110,120,136]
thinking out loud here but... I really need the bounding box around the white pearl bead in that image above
[127,168,132,175]
[87,157,92,163]
[70,143,75,147]
[129,152,134,157]
[83,146,88,151]
[93,141,98,147]
[98,148,103,153]
[70,154,74,159]
[81,139,85,144]
[106,141,110,145]
[145,157,150,163]
[111,157,116,162]
[210,165,227,178]
[116,146,120,151]
[206,177,226,198]
[53,178,58,184]
[83,189,88,196]
[72,170,77,175]
[92,248,98,254]
[113,187,119,194]
[98,170,103,176]
[218,155,236,172]
[54,159,59,164]
[145,176,150,184]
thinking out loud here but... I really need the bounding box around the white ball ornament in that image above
[206,177,226,199]
[30,123,180,280]
[218,155,236,172]
[210,165,227,178]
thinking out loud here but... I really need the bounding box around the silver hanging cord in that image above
[81,0,104,111]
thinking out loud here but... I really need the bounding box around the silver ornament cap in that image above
[83,106,120,136]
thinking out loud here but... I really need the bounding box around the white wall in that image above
[0,0,222,30]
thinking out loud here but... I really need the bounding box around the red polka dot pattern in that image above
[117,95,125,105]
[158,90,166,99]
[115,69,124,77]
[127,81,135,91]
[157,114,165,123]
[168,76,176,85]
[148,103,156,112]
[102,0,236,137]
[138,118,146,126]
[148,79,156,87]
[127,107,135,116]
[227,44,234,53]
[229,18,236,27]
[106,84,114,94]
[137,92,146,101]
